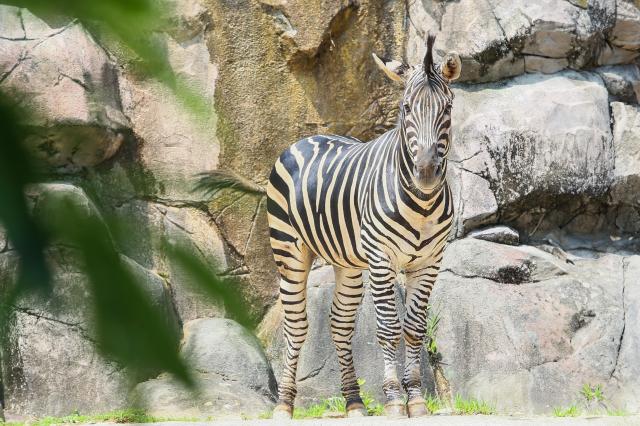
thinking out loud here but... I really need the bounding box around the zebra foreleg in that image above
[401,263,440,417]
[272,242,314,420]
[368,257,406,418]
[331,267,366,417]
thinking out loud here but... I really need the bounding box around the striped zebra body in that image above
[267,131,453,271]
[268,35,462,419]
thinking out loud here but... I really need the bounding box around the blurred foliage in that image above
[2,0,209,117]
[0,0,243,388]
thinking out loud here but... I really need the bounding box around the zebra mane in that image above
[423,34,436,74]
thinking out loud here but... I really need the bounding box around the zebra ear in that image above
[372,53,408,82]
[441,52,461,81]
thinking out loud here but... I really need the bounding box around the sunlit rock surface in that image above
[0,0,639,419]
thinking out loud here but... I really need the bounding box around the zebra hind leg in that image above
[331,267,366,417]
[272,242,314,420]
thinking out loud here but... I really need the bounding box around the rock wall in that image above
[0,0,639,419]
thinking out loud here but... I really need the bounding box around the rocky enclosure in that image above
[0,0,639,419]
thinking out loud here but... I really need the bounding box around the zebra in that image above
[197,34,461,419]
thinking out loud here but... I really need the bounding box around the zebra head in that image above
[373,35,461,192]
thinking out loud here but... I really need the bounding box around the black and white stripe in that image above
[268,35,460,418]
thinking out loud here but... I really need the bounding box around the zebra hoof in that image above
[384,400,407,418]
[407,397,428,418]
[346,401,367,417]
[272,403,293,420]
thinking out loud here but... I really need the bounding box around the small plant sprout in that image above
[553,405,581,417]
[453,394,495,415]
[425,394,445,413]
[293,379,385,419]
[357,378,385,416]
[425,304,442,361]
[580,383,605,402]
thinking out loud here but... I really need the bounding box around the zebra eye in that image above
[403,104,411,114]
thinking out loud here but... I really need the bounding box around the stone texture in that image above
[0,6,129,172]
[2,0,640,419]
[132,319,276,418]
[467,226,520,246]
[430,238,637,414]
[442,239,568,284]
[261,265,435,406]
[117,31,219,203]
[105,200,227,323]
[0,185,179,418]
[407,0,623,83]
[595,64,640,103]
[610,102,640,206]
[524,56,568,74]
[449,70,612,236]
[205,0,406,320]
[608,255,640,413]
[610,1,640,51]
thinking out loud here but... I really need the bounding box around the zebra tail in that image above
[193,170,266,196]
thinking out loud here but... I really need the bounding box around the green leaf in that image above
[163,240,253,328]
[47,198,193,386]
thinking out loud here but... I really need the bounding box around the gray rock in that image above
[595,65,640,103]
[608,255,640,413]
[610,1,640,51]
[431,240,636,414]
[0,7,129,172]
[449,70,612,236]
[467,226,520,246]
[442,238,567,284]
[407,0,619,83]
[108,200,227,323]
[0,184,180,417]
[610,102,640,206]
[117,31,219,203]
[132,319,276,418]
[261,265,435,407]
[524,56,568,74]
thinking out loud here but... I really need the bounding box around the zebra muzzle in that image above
[413,144,442,190]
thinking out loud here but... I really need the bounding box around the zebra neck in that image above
[394,129,446,208]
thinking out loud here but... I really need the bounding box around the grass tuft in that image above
[0,409,188,426]
[553,405,581,417]
[292,378,385,419]
[580,384,605,403]
[606,409,629,416]
[425,394,446,413]
[453,394,495,415]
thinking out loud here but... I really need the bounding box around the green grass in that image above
[424,306,442,359]
[0,409,201,426]
[580,384,605,403]
[423,394,494,415]
[425,394,446,413]
[606,409,629,416]
[553,405,581,417]
[453,394,495,415]
[292,378,384,419]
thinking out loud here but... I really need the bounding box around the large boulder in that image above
[132,318,277,418]
[595,64,640,104]
[0,184,179,418]
[610,102,640,206]
[260,265,435,406]
[407,0,636,83]
[106,200,227,323]
[0,6,129,172]
[430,237,639,414]
[448,70,613,237]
